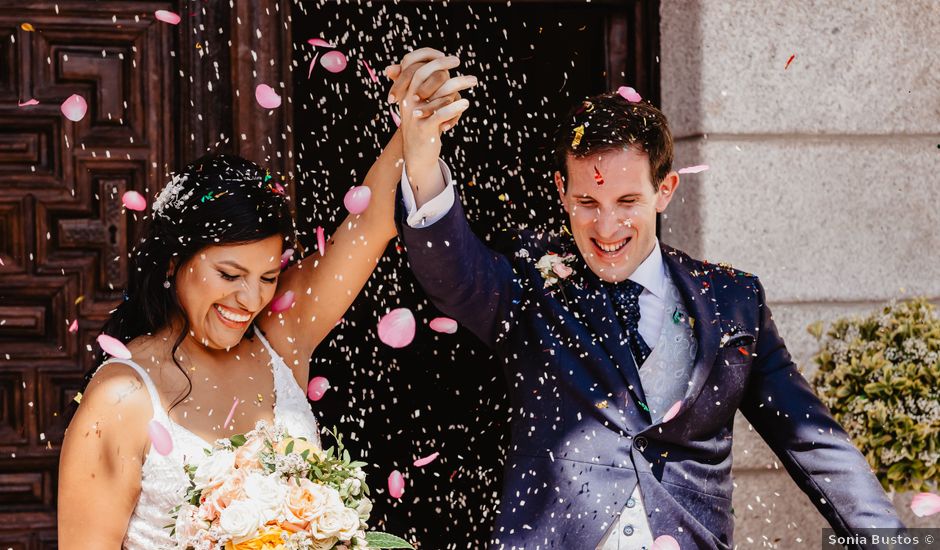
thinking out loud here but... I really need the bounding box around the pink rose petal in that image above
[662,400,683,423]
[360,59,378,83]
[911,492,940,517]
[306,376,331,401]
[552,263,573,279]
[18,98,39,107]
[316,226,326,256]
[121,190,147,212]
[319,51,348,74]
[147,419,173,455]
[389,107,401,127]
[97,333,131,359]
[222,397,239,430]
[378,308,416,348]
[154,10,181,25]
[413,452,440,467]
[308,53,320,79]
[343,186,372,215]
[280,248,294,270]
[60,94,87,122]
[429,317,458,334]
[652,535,680,550]
[255,84,282,109]
[68,319,78,333]
[306,38,335,48]
[270,290,295,313]
[387,470,405,498]
[617,86,643,103]
[677,164,709,174]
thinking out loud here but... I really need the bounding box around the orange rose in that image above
[285,478,334,525]
[201,468,249,521]
[234,434,266,470]
[223,525,287,550]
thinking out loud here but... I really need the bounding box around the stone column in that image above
[659,1,940,546]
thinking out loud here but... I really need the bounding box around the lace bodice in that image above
[92,327,320,550]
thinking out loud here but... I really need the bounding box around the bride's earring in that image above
[163,279,171,289]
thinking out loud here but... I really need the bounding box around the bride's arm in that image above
[58,365,150,549]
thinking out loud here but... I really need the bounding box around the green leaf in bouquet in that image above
[365,532,415,549]
[230,434,247,447]
[285,440,295,454]
[301,449,310,460]
[343,449,351,464]
[349,461,368,468]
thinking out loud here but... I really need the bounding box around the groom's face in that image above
[555,147,679,283]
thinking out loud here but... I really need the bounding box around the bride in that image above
[57,48,475,549]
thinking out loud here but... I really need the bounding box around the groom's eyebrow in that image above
[217,260,280,275]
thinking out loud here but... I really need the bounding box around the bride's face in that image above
[174,235,283,350]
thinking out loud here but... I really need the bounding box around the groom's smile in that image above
[555,147,679,283]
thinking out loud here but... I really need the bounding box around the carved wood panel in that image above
[0,3,175,546]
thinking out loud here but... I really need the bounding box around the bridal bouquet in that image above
[169,421,412,550]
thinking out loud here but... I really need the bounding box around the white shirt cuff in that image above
[401,159,456,228]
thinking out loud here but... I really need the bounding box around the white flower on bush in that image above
[355,498,372,521]
[341,477,362,497]
[535,253,576,288]
[243,472,288,523]
[218,499,263,542]
[193,450,236,490]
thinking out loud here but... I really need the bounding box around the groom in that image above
[395,85,904,548]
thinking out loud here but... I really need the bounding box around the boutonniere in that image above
[535,252,576,288]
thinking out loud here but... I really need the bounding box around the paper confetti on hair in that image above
[593,166,605,185]
[784,54,796,70]
[571,125,585,148]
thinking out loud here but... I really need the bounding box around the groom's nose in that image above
[594,208,622,238]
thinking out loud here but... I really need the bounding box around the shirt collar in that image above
[628,238,667,299]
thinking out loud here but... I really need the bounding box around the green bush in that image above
[809,298,940,493]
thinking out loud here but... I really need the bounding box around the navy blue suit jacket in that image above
[400,198,903,549]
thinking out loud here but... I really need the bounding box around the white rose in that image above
[310,498,349,539]
[193,450,236,489]
[218,499,262,542]
[337,506,361,541]
[243,472,288,522]
[355,498,372,521]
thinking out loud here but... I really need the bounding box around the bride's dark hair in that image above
[86,154,297,409]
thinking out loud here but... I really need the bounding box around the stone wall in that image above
[659,1,940,546]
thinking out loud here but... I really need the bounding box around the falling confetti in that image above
[121,191,147,212]
[68,319,78,333]
[21,23,35,31]
[360,59,379,83]
[571,125,585,148]
[387,470,405,498]
[389,106,402,127]
[652,534,681,550]
[377,308,416,348]
[147,419,173,455]
[343,186,372,215]
[154,10,181,25]
[677,164,709,174]
[428,317,458,334]
[279,248,294,270]
[316,226,326,256]
[96,334,131,359]
[911,492,940,517]
[270,290,295,313]
[306,38,335,48]
[255,84,282,109]
[784,54,796,70]
[616,86,642,102]
[222,397,239,430]
[413,452,440,467]
[593,166,605,185]
[319,50,348,74]
[17,98,39,107]
[60,94,87,122]
[662,401,682,423]
[307,376,331,401]
[308,52,320,79]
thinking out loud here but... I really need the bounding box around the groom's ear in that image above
[553,171,569,213]
[655,171,680,213]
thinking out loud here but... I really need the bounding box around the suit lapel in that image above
[660,245,720,415]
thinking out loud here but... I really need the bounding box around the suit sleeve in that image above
[739,278,905,541]
[398,192,521,349]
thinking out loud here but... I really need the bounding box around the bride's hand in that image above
[385,47,477,131]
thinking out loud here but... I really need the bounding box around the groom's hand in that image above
[386,47,476,131]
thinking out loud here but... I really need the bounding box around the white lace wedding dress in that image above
[92,327,321,550]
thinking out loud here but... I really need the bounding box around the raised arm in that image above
[58,364,151,549]
[259,49,478,380]
[739,279,904,539]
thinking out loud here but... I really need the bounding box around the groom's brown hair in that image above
[553,93,674,192]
